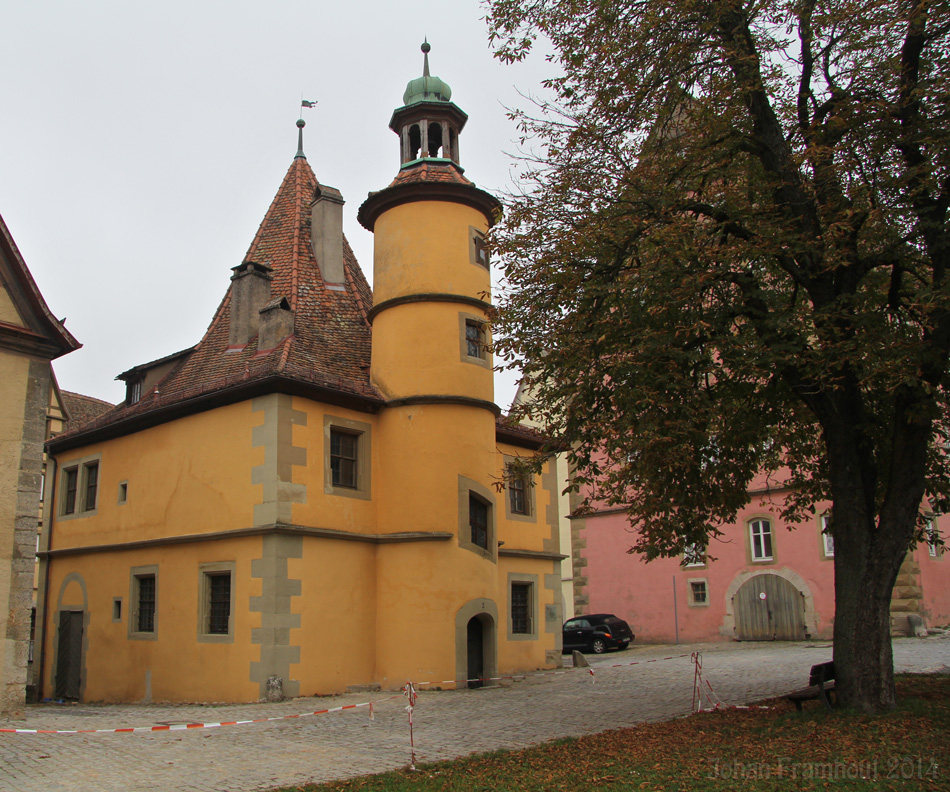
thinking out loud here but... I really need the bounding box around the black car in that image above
[562,613,634,654]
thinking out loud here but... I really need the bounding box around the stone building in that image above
[35,46,564,703]
[0,213,79,714]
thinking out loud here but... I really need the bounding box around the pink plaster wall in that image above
[579,491,950,644]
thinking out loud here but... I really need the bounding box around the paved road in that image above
[1,637,947,792]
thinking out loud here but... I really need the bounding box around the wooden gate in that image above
[734,574,806,641]
[55,610,84,699]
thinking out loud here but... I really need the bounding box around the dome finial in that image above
[422,39,431,77]
[295,118,306,159]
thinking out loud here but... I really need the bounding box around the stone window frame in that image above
[457,475,496,561]
[748,517,775,563]
[58,452,102,519]
[507,572,539,640]
[197,561,236,644]
[925,515,941,558]
[687,578,709,607]
[128,565,158,641]
[503,456,536,523]
[820,513,834,558]
[323,414,372,501]
[682,541,707,568]
[469,226,490,270]
[458,312,491,369]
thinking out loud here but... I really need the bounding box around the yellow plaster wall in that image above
[288,540,378,694]
[372,202,491,303]
[44,538,262,703]
[51,402,262,549]
[371,303,493,401]
[288,399,378,532]
[374,404,497,535]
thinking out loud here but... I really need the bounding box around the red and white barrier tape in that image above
[0,694,402,736]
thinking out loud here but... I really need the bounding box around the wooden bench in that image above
[786,661,836,711]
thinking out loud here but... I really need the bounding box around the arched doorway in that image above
[733,574,807,640]
[467,616,485,688]
[455,599,497,687]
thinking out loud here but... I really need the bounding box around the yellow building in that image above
[36,46,564,704]
[0,213,79,714]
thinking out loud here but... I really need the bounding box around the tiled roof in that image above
[60,391,114,429]
[61,155,380,439]
[386,160,474,188]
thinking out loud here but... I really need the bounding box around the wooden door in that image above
[55,610,83,699]
[467,617,484,688]
[734,575,806,641]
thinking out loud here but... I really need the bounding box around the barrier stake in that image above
[403,681,418,771]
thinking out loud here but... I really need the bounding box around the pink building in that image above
[572,479,950,644]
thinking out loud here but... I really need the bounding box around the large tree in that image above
[485,0,950,712]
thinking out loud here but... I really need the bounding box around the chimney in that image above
[228,261,273,346]
[258,297,295,350]
[311,184,345,287]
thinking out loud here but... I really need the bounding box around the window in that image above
[465,320,486,359]
[330,429,358,489]
[127,378,143,405]
[118,481,128,505]
[683,542,705,567]
[926,517,941,558]
[511,582,532,634]
[59,455,101,517]
[749,519,774,562]
[134,574,156,634]
[458,476,495,558]
[459,313,491,368]
[821,513,834,557]
[470,227,490,269]
[509,474,527,515]
[63,467,78,515]
[198,562,235,642]
[83,461,99,511]
[112,598,123,622]
[323,416,372,500]
[689,579,708,606]
[470,495,489,550]
[207,574,231,634]
[129,565,158,639]
[506,461,531,516]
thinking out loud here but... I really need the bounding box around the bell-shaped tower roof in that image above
[359,42,499,232]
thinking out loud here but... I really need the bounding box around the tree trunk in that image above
[825,399,928,713]
[831,535,903,713]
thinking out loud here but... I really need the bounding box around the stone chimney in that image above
[228,261,273,346]
[311,184,345,287]
[258,297,294,350]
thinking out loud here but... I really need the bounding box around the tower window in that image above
[465,320,486,359]
[408,124,422,160]
[470,495,489,550]
[427,122,443,157]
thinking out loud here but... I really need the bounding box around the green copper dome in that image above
[402,40,452,105]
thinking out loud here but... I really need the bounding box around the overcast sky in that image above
[1,0,555,410]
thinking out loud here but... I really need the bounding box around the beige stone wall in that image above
[0,352,50,715]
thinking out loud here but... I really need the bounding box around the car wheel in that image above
[592,637,607,654]
[618,641,629,651]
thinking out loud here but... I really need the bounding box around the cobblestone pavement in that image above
[1,636,947,792]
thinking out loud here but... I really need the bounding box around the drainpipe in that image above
[36,456,56,701]
[673,576,679,645]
